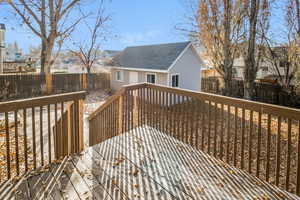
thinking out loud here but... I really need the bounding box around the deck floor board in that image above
[92,130,177,200]
[111,128,193,199]
[9,125,300,200]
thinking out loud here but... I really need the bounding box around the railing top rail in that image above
[88,83,147,121]
[144,83,300,119]
[0,73,41,76]
[0,91,86,113]
[88,88,125,121]
[88,82,300,121]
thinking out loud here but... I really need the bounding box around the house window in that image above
[232,68,238,78]
[146,73,156,84]
[171,74,179,87]
[115,70,123,81]
[261,67,268,72]
[280,60,288,68]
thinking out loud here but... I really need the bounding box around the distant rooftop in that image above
[112,41,191,70]
[103,50,121,57]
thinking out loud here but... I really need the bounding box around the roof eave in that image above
[111,66,169,73]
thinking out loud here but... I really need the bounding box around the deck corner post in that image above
[78,99,84,152]
[133,90,139,127]
[118,95,124,134]
[66,104,72,155]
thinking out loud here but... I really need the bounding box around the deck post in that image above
[133,90,139,127]
[78,99,84,152]
[65,104,72,155]
[118,95,124,134]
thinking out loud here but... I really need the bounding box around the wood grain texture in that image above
[11,126,300,200]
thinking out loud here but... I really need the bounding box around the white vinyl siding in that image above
[169,46,202,91]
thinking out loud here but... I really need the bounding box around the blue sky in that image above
[0,0,288,53]
[0,0,190,53]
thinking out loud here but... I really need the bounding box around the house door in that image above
[129,72,138,84]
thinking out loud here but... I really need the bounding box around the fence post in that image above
[216,79,220,94]
[46,74,53,94]
[80,74,88,90]
[84,74,88,90]
[54,100,85,157]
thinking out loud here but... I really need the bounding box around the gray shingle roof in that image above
[113,41,191,70]
[104,50,121,57]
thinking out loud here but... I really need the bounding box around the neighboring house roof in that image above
[112,41,191,71]
[103,50,121,57]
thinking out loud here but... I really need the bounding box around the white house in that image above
[110,41,204,91]
[231,47,290,80]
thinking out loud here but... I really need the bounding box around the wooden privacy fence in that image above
[201,77,299,107]
[0,91,85,184]
[0,73,110,101]
[89,83,300,196]
[201,77,220,94]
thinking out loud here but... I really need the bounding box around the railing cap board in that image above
[0,91,86,113]
[88,82,300,121]
[88,83,147,121]
[88,88,125,121]
[144,83,300,119]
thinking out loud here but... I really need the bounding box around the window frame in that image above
[146,73,156,84]
[171,73,179,87]
[115,70,124,82]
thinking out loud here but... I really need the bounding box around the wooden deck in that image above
[3,125,300,200]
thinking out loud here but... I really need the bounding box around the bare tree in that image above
[262,0,300,93]
[70,5,109,74]
[7,0,83,74]
[197,0,245,95]
[263,43,295,90]
[285,0,300,91]
[70,2,110,89]
[175,0,200,39]
[241,0,270,99]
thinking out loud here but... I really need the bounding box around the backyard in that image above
[0,90,112,181]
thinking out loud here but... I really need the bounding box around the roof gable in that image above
[113,41,191,70]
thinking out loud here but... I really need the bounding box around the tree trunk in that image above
[40,0,48,75]
[40,39,46,74]
[44,42,54,74]
[223,0,233,96]
[223,69,232,96]
[87,67,92,91]
[40,40,53,74]
[244,0,260,100]
[295,0,300,35]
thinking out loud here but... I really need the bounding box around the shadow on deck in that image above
[3,126,299,200]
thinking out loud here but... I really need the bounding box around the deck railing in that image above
[0,91,85,184]
[89,83,300,195]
